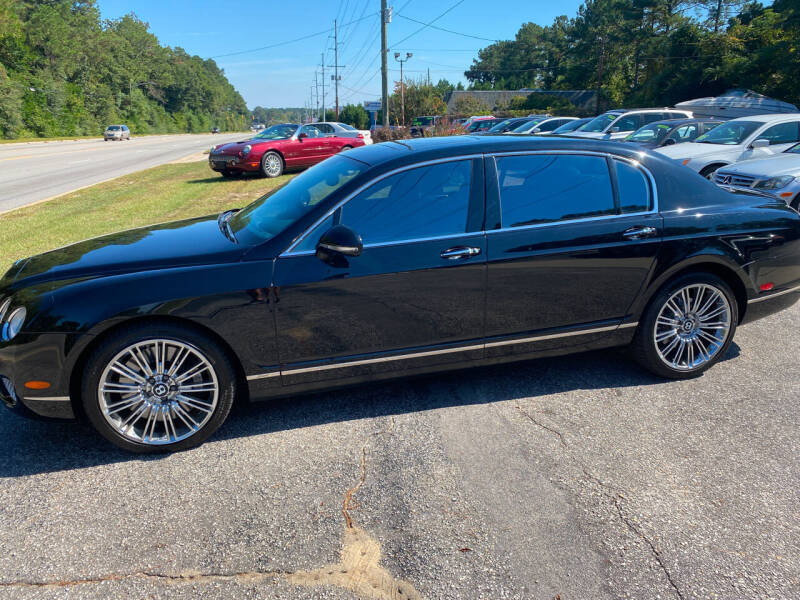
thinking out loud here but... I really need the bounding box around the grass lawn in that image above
[0,162,292,275]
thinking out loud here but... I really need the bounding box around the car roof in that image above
[726,113,800,123]
[343,134,666,169]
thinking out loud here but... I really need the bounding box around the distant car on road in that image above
[313,121,372,144]
[409,116,442,137]
[209,123,365,178]
[570,109,693,140]
[656,114,800,178]
[104,125,130,141]
[211,127,220,134]
[713,142,800,210]
[551,117,593,135]
[624,118,724,149]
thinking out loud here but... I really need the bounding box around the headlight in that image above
[754,175,795,190]
[1,306,25,341]
[0,298,10,323]
[241,144,252,156]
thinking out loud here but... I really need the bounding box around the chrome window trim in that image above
[487,150,659,234]
[286,231,487,257]
[747,284,800,304]
[281,154,483,256]
[245,322,638,380]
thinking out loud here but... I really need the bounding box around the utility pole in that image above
[334,19,340,119]
[321,53,326,121]
[381,0,390,127]
[314,72,319,120]
[394,52,412,127]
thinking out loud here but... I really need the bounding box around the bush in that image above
[372,126,411,142]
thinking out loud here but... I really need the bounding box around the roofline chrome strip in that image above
[245,322,638,380]
[747,284,800,304]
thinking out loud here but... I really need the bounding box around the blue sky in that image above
[96,1,585,109]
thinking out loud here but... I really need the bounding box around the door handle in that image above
[622,226,657,240]
[440,246,482,260]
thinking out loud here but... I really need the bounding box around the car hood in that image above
[720,153,800,177]
[212,138,291,155]
[8,215,245,288]
[655,141,741,159]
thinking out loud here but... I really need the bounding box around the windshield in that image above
[107,125,121,131]
[553,118,589,134]
[626,123,671,143]
[695,121,761,145]
[786,143,800,154]
[487,119,512,133]
[253,124,298,140]
[580,113,619,133]
[229,155,368,242]
[510,119,545,133]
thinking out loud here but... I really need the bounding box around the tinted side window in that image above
[496,154,615,227]
[642,113,665,124]
[537,119,563,132]
[340,160,472,245]
[614,115,641,132]
[759,121,800,145]
[614,160,651,214]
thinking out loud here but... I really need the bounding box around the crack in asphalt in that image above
[0,569,289,589]
[515,404,685,600]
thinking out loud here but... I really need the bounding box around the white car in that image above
[505,116,578,135]
[312,122,373,145]
[656,114,800,178]
[570,108,692,140]
[712,143,800,210]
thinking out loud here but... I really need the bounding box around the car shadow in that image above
[0,343,740,478]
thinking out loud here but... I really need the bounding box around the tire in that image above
[81,323,237,453]
[631,273,738,379]
[700,165,722,180]
[260,151,284,178]
[340,145,352,152]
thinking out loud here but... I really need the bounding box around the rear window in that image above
[496,154,616,227]
[339,123,357,131]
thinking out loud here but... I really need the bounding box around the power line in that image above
[209,13,375,59]
[391,0,468,48]
[395,13,501,43]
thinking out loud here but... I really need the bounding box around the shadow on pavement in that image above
[0,343,740,478]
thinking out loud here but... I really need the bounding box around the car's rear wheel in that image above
[260,151,284,178]
[82,323,236,453]
[632,273,737,379]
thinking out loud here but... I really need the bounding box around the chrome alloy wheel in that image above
[264,153,282,177]
[97,339,219,445]
[653,283,732,371]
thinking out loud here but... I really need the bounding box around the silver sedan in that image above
[713,143,800,210]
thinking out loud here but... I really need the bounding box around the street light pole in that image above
[394,52,412,127]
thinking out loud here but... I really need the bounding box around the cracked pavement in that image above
[0,302,798,599]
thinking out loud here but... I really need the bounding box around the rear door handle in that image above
[440,246,482,260]
[622,226,657,240]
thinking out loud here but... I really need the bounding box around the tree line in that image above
[0,0,249,139]
[465,0,800,110]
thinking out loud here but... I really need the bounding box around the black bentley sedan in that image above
[2,136,799,452]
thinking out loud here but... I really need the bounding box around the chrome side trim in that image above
[244,322,639,380]
[747,284,800,304]
[281,154,483,256]
[246,371,281,381]
[23,396,70,402]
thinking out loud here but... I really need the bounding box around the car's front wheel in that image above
[82,323,236,453]
[260,151,284,178]
[632,273,737,379]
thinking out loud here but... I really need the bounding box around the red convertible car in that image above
[209,123,365,178]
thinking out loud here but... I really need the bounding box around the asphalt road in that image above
[0,132,244,213]
[0,303,798,599]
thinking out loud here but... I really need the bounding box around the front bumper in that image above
[208,154,260,173]
[715,178,800,207]
[0,333,76,420]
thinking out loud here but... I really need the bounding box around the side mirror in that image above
[316,225,363,262]
[298,132,308,140]
[663,138,677,146]
[751,138,769,149]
